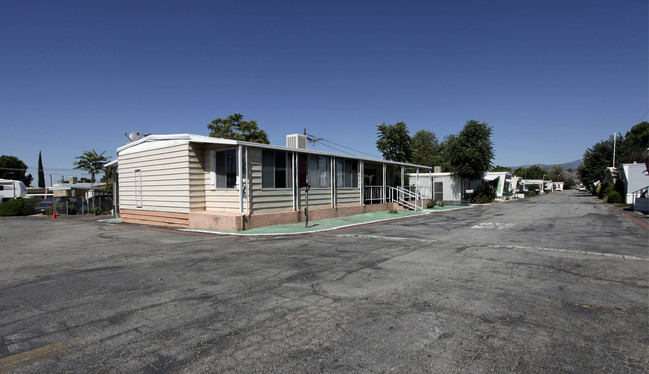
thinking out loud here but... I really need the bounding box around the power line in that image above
[320,139,377,158]
[305,132,378,158]
[639,108,649,123]
[317,142,358,156]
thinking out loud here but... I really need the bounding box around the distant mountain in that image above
[510,159,583,170]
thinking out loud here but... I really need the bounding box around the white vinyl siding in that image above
[336,188,359,205]
[301,188,330,208]
[119,143,192,213]
[189,143,205,211]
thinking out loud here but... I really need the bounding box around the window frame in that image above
[335,158,359,189]
[210,149,238,190]
[307,154,330,189]
[262,150,292,190]
[433,181,443,202]
[135,169,142,208]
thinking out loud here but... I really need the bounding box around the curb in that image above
[181,206,473,237]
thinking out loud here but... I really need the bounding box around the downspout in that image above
[331,157,336,207]
[359,160,364,205]
[238,144,243,216]
[382,164,387,203]
[245,146,250,215]
[416,168,420,209]
[292,151,297,211]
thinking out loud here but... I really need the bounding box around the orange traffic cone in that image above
[52,210,56,219]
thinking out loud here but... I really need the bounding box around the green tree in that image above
[100,166,115,196]
[0,155,33,186]
[411,130,442,167]
[207,113,270,144]
[376,122,412,163]
[445,120,494,194]
[513,165,550,180]
[73,150,111,184]
[491,165,512,172]
[577,137,614,188]
[618,122,649,164]
[38,151,45,188]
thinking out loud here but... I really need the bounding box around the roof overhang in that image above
[116,133,432,170]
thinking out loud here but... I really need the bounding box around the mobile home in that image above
[115,134,431,231]
[0,179,27,202]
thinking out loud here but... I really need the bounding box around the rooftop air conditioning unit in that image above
[286,134,307,149]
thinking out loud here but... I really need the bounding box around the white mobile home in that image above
[406,171,513,203]
[115,134,431,231]
[618,162,649,205]
[0,179,27,202]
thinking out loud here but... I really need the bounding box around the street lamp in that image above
[303,181,310,228]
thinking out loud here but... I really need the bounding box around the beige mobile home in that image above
[115,134,431,231]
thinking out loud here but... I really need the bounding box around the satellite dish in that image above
[124,131,150,142]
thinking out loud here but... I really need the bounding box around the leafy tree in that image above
[513,165,550,180]
[577,137,614,188]
[564,177,576,189]
[73,150,111,184]
[445,120,494,194]
[100,166,115,196]
[411,130,442,167]
[617,122,649,164]
[491,165,512,172]
[0,155,33,186]
[376,121,412,163]
[38,151,45,188]
[550,165,564,177]
[578,122,648,189]
[207,113,270,144]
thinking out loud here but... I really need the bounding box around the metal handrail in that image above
[631,185,649,205]
[389,186,424,211]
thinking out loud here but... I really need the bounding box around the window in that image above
[308,154,329,188]
[135,169,142,208]
[262,150,292,189]
[433,181,443,202]
[336,158,358,188]
[210,149,237,189]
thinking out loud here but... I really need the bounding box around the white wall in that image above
[119,142,193,213]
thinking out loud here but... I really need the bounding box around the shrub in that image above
[93,206,103,215]
[426,200,436,209]
[388,209,399,214]
[472,183,496,204]
[438,201,445,207]
[605,190,622,204]
[0,198,39,216]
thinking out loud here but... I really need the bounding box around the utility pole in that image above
[612,132,617,167]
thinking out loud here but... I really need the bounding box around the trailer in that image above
[0,179,27,202]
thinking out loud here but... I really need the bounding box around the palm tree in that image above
[73,150,111,184]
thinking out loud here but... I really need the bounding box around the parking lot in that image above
[0,191,647,373]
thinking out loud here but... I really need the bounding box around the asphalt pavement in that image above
[0,190,647,373]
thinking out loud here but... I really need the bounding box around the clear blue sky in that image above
[1,0,647,185]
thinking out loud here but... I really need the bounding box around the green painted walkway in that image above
[182,205,469,236]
